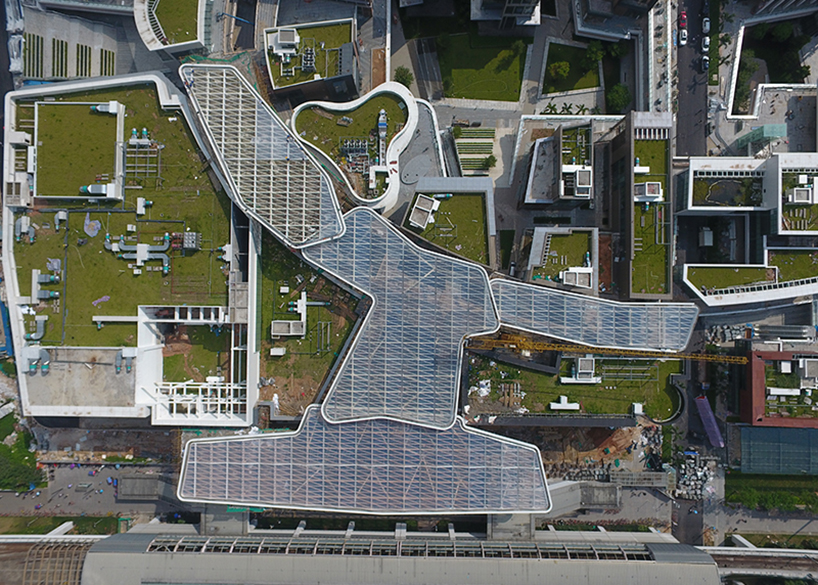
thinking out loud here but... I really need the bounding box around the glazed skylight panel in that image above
[180,64,343,248]
[490,280,698,351]
[302,209,499,429]
[178,407,550,514]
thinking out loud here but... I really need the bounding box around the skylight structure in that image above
[178,406,550,514]
[491,279,698,352]
[302,208,499,429]
[180,64,344,248]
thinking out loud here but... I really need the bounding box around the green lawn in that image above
[164,326,229,382]
[726,472,818,512]
[407,194,489,265]
[469,355,681,419]
[532,231,590,281]
[0,420,43,490]
[765,364,801,389]
[542,43,600,94]
[0,516,119,535]
[692,177,763,207]
[154,0,199,45]
[687,267,771,291]
[269,23,352,88]
[632,140,670,294]
[294,95,407,160]
[14,85,231,347]
[257,231,358,414]
[769,250,818,281]
[36,104,118,196]
[438,33,528,102]
[0,413,15,441]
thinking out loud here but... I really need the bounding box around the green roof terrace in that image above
[265,20,354,89]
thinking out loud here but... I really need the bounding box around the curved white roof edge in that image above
[176,404,551,516]
[303,207,500,431]
[291,82,419,212]
[179,63,346,249]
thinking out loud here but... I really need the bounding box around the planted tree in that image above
[394,66,414,89]
[606,83,631,113]
[548,61,570,80]
[583,40,605,71]
[484,154,497,169]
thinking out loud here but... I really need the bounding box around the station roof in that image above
[490,279,698,352]
[177,405,549,514]
[180,64,344,248]
[303,208,499,429]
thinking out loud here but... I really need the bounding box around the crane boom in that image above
[467,335,748,365]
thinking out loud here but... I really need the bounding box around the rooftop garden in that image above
[405,193,489,265]
[154,0,199,45]
[542,42,600,95]
[257,231,359,416]
[781,172,818,230]
[769,250,818,281]
[467,354,682,420]
[631,140,670,295]
[163,325,230,383]
[294,94,407,199]
[14,85,231,347]
[268,22,352,88]
[692,177,763,207]
[437,31,530,102]
[687,266,773,292]
[36,104,118,197]
[532,231,591,281]
[561,126,591,166]
[765,362,801,389]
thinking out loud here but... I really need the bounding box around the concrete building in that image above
[471,0,541,28]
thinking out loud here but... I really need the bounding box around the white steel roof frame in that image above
[179,64,345,249]
[491,279,699,352]
[176,405,551,515]
[302,207,501,431]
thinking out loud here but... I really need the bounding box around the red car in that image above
[679,10,688,28]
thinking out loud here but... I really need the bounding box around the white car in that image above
[702,17,711,34]
[702,36,710,52]
[680,28,688,46]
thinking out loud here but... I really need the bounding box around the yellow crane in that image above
[467,334,749,365]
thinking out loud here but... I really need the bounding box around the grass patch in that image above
[499,230,515,269]
[765,363,801,389]
[469,355,681,418]
[0,421,43,491]
[687,267,771,291]
[692,177,763,207]
[739,533,818,549]
[406,194,489,264]
[0,515,119,535]
[726,472,818,512]
[532,231,590,281]
[257,231,358,415]
[154,0,199,45]
[14,85,231,347]
[0,412,15,441]
[438,32,529,102]
[542,43,600,94]
[268,23,352,88]
[164,326,229,382]
[631,140,670,294]
[769,250,818,281]
[36,104,117,196]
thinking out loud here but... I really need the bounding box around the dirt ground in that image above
[162,325,230,383]
[372,48,386,88]
[598,233,613,292]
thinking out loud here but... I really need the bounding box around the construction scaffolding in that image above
[303,208,499,429]
[180,64,344,248]
[490,280,699,352]
[178,406,550,514]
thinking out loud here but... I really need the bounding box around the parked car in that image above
[702,36,710,52]
[702,17,711,34]
[680,28,688,46]
[701,55,710,73]
[680,10,688,28]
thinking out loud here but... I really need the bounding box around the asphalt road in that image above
[675,0,708,156]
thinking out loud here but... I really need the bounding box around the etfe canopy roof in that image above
[180,64,344,248]
[178,406,550,515]
[303,208,499,430]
